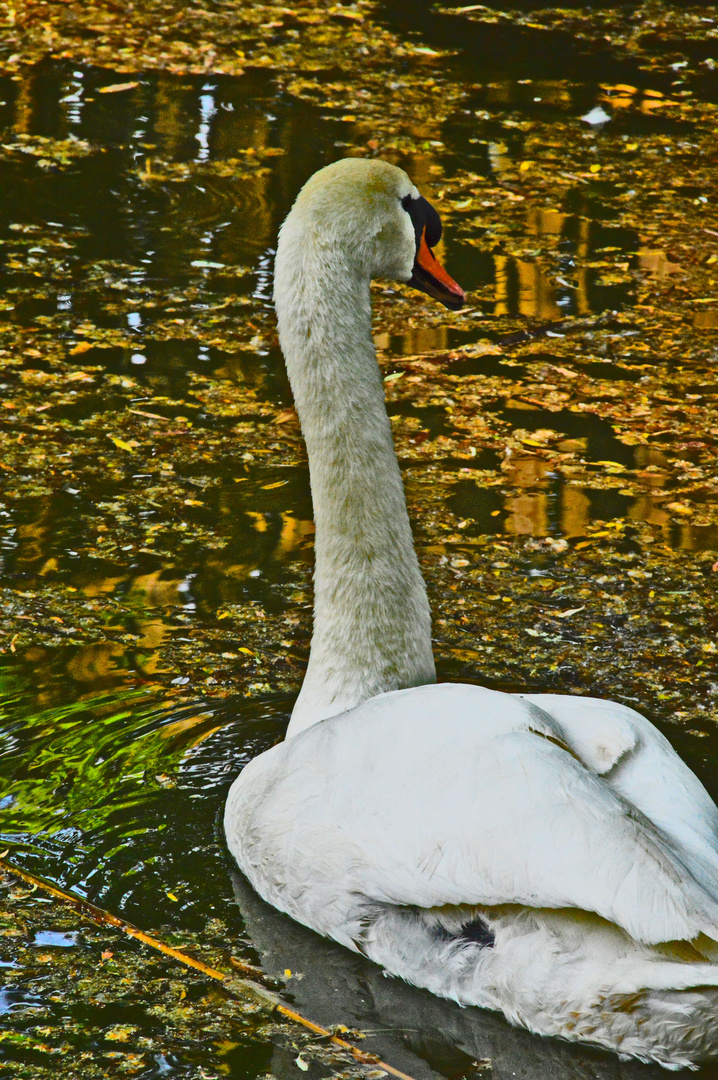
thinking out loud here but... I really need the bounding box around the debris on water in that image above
[581,106,611,126]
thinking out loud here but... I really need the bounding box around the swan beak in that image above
[410,229,466,310]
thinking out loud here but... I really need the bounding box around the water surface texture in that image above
[1,1,718,1077]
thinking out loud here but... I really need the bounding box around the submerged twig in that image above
[0,854,418,1080]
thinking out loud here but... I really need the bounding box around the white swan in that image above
[225,158,718,1067]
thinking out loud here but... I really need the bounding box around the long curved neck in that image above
[275,228,436,737]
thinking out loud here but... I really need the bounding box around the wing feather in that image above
[229,683,718,947]
[522,694,718,894]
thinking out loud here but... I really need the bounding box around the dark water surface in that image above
[2,2,718,1077]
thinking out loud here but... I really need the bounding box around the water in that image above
[0,675,285,928]
[2,3,718,1076]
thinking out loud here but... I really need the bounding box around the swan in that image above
[225,158,718,1067]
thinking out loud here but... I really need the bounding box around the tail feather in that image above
[352,901,718,1068]
[600,986,718,1069]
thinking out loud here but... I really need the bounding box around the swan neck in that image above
[275,240,435,736]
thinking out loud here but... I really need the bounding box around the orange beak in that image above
[410,228,466,311]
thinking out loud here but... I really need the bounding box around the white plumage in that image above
[225,159,718,1067]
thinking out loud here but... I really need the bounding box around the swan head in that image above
[281,158,465,310]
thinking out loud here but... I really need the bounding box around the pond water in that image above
[1,2,718,1077]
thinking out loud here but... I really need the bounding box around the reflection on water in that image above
[494,254,562,319]
[0,666,286,929]
[0,61,347,310]
[2,478,314,604]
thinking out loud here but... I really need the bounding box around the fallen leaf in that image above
[98,81,139,94]
[109,436,136,452]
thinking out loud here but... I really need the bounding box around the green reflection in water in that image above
[0,660,287,931]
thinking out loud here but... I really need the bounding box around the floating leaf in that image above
[98,81,140,94]
[552,607,585,618]
[108,436,136,452]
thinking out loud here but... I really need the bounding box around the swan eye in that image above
[401,193,443,252]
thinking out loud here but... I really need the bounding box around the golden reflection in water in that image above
[600,84,638,112]
[628,495,670,529]
[157,711,223,747]
[136,619,169,650]
[12,67,35,136]
[65,641,124,683]
[500,472,686,543]
[216,352,272,389]
[558,486,591,538]
[394,151,437,190]
[82,575,127,598]
[494,447,713,547]
[524,210,598,315]
[634,446,669,470]
[503,456,549,537]
[488,141,509,176]
[494,255,562,319]
[525,207,567,240]
[206,510,313,583]
[505,493,548,536]
[127,572,186,607]
[153,76,198,159]
[15,517,48,570]
[572,270,593,318]
[672,523,718,551]
[273,514,315,561]
[150,76,275,261]
[525,208,592,259]
[505,455,550,489]
[6,507,316,690]
[377,326,449,356]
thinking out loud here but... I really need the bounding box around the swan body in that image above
[225,159,718,1067]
